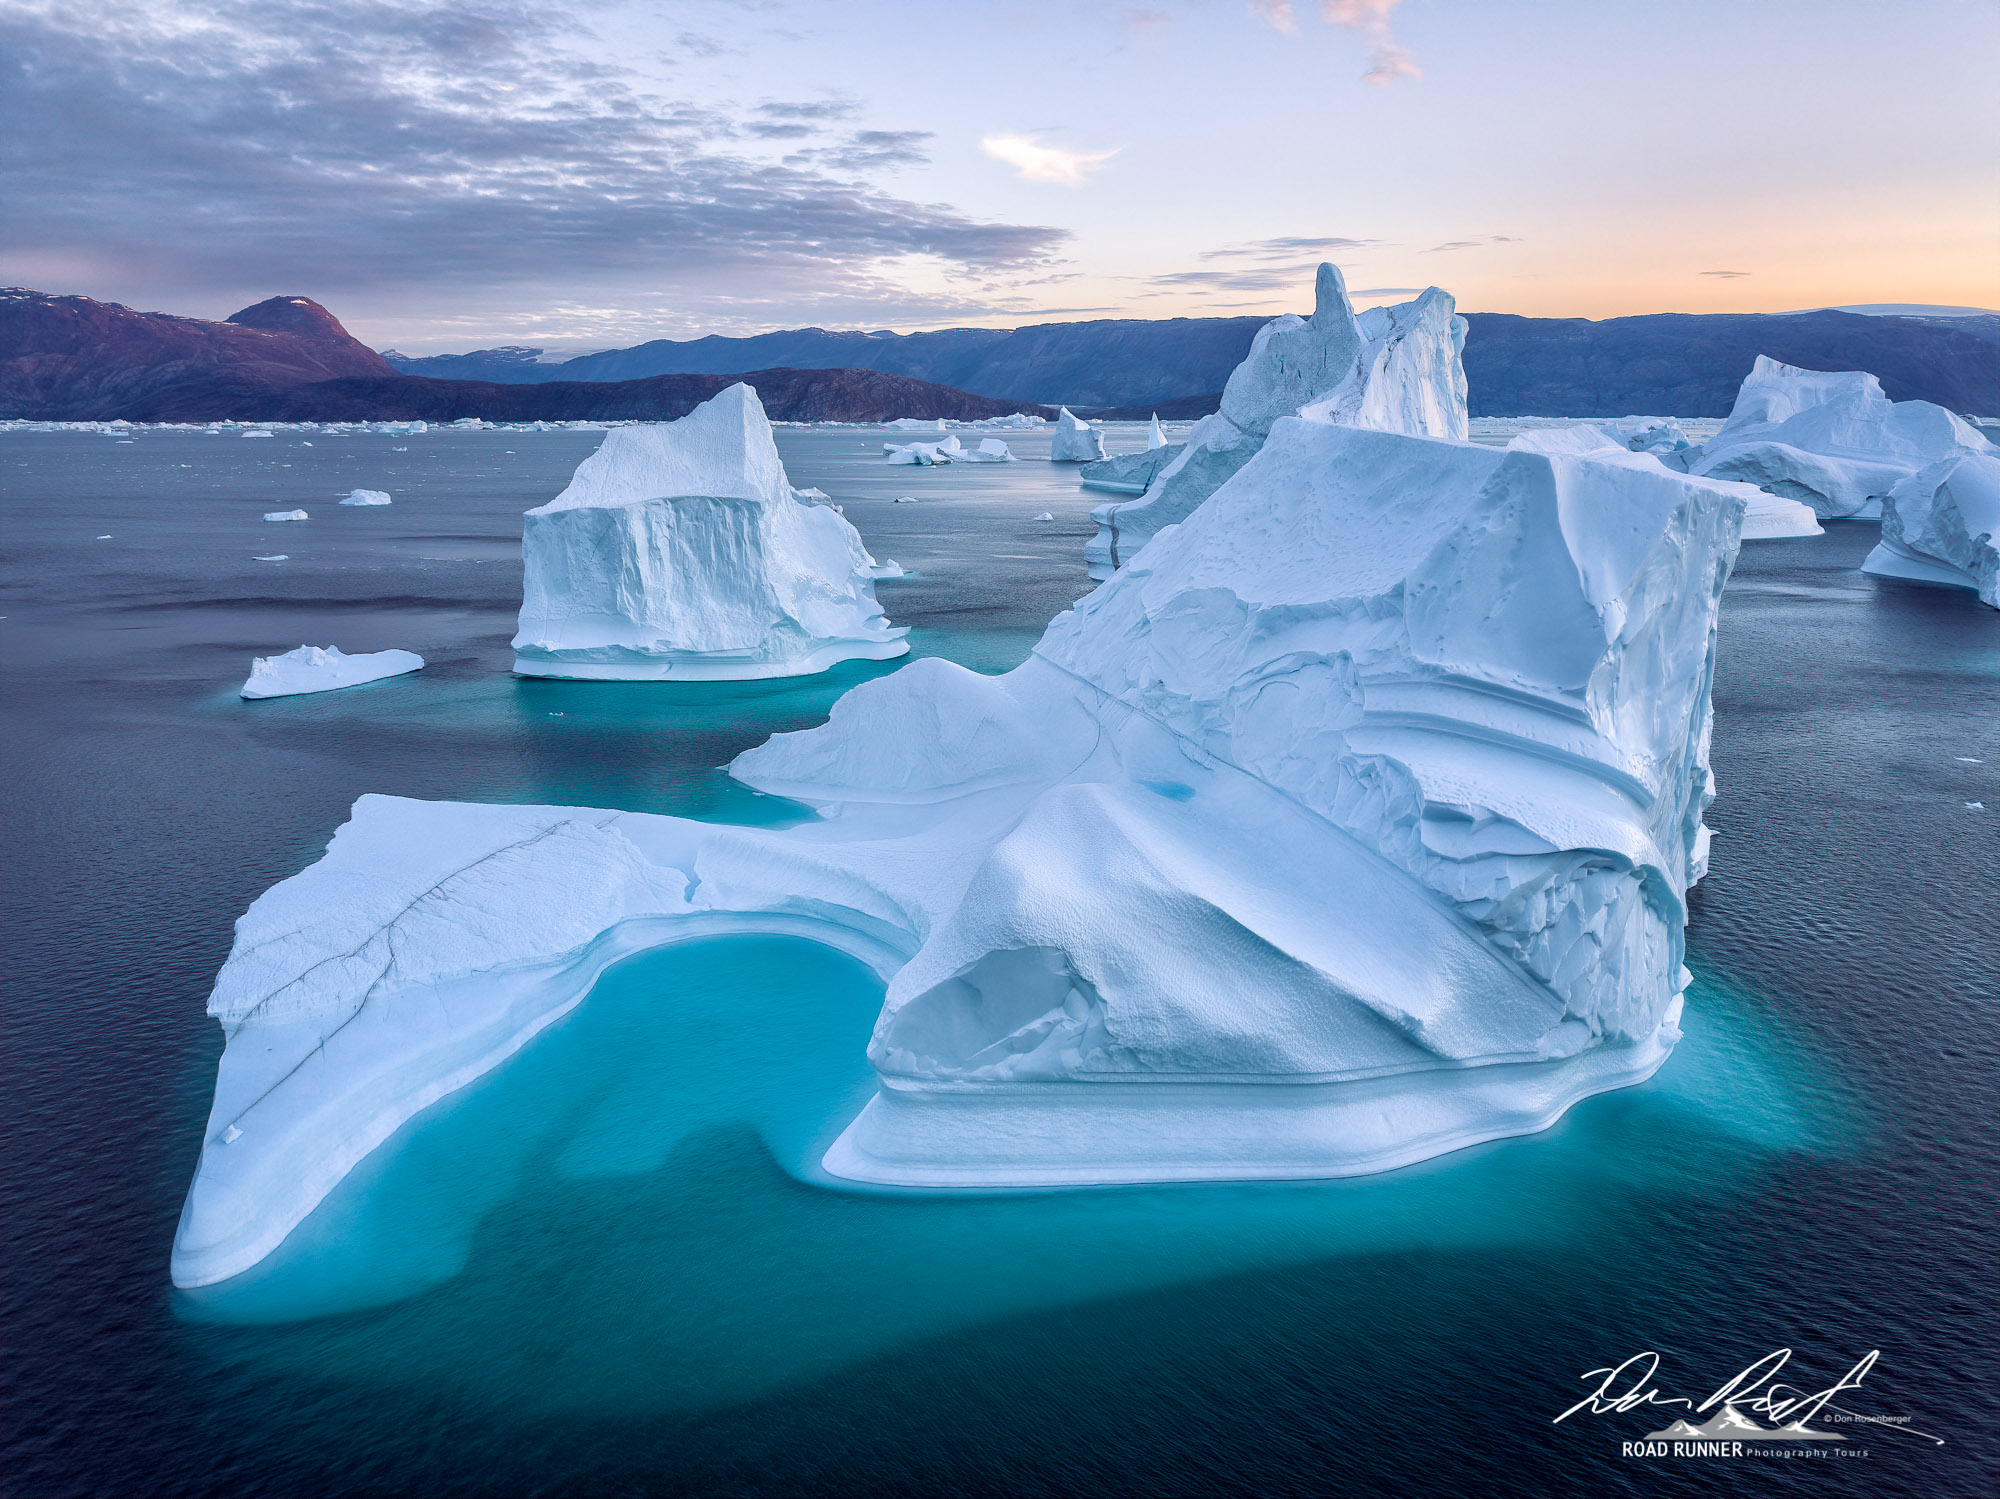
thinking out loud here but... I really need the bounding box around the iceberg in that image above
[884,436,957,464]
[510,384,909,680]
[1689,356,1989,519]
[1147,414,1168,450]
[174,412,1743,1287]
[1050,407,1108,463]
[1507,427,1822,540]
[262,509,308,522]
[967,438,1017,463]
[339,489,393,506]
[1861,449,2000,605]
[884,417,949,431]
[240,645,424,699]
[1080,444,1184,495]
[1086,264,1469,580]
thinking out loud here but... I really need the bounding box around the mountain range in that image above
[5,287,1995,423]
[385,307,2000,417]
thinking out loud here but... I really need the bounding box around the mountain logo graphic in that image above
[1644,1405,1848,1443]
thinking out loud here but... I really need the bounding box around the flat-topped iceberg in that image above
[262,509,308,522]
[1050,407,1107,463]
[511,384,908,680]
[1862,450,2000,605]
[1086,264,1468,580]
[1508,427,1821,539]
[240,645,424,699]
[174,412,1744,1288]
[1689,356,1990,520]
[339,489,392,506]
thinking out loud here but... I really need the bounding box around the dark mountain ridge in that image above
[389,307,2000,416]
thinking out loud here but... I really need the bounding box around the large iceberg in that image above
[511,384,908,680]
[1861,450,2000,606]
[240,645,425,699]
[1079,444,1184,495]
[1508,427,1821,540]
[1689,356,1990,520]
[1050,407,1108,463]
[1086,264,1468,580]
[173,412,1744,1288]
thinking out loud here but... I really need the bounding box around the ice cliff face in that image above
[1861,450,2000,606]
[511,383,908,679]
[1689,356,1989,520]
[174,410,1745,1286]
[1085,264,1468,581]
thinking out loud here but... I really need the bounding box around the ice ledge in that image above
[512,635,908,681]
[825,1002,1680,1188]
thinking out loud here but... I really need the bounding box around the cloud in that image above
[1145,265,1326,292]
[1701,270,1752,278]
[0,0,1064,332]
[1200,236,1381,260]
[1425,235,1521,252]
[981,133,1121,186]
[1249,0,1297,31]
[1323,0,1420,87]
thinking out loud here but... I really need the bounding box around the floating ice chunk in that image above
[174,418,1745,1284]
[964,438,1017,463]
[1507,426,1822,540]
[869,559,906,578]
[1050,407,1107,463]
[884,439,954,465]
[893,495,919,503]
[1861,449,2000,605]
[884,417,949,431]
[96,534,112,539]
[262,510,308,522]
[1147,414,1167,449]
[253,554,288,561]
[240,645,425,699]
[511,383,909,681]
[1689,357,1989,520]
[1610,415,1693,457]
[1032,512,1054,521]
[339,489,393,506]
[970,413,1048,429]
[1080,445,1182,495]
[1087,264,1468,579]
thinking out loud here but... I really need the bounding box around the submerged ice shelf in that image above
[511,383,908,681]
[174,409,1746,1289]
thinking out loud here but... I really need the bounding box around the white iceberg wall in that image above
[240,645,425,699]
[1085,264,1468,580]
[175,418,1745,1284]
[1862,450,2000,605]
[1690,356,1989,520]
[512,383,908,680]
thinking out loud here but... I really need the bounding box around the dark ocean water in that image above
[2,426,1995,1498]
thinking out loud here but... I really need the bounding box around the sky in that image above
[2,0,1996,354]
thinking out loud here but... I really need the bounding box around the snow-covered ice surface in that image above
[340,489,393,506]
[1050,407,1107,463]
[1086,264,1468,580]
[1862,449,2000,606]
[1507,426,1822,540]
[1688,356,1992,520]
[172,413,1745,1288]
[240,645,425,699]
[511,384,909,680]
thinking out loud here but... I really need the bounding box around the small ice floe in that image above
[253,555,288,562]
[240,645,425,699]
[1968,801,1987,810]
[1032,512,1054,521]
[893,495,919,503]
[243,431,273,439]
[301,441,314,447]
[549,711,564,717]
[1957,757,1983,763]
[868,559,905,579]
[263,510,309,522]
[963,438,1017,464]
[392,446,408,452]
[339,489,392,506]
[116,439,135,444]
[96,534,113,539]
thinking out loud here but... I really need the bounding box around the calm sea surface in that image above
[3,426,1995,1497]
